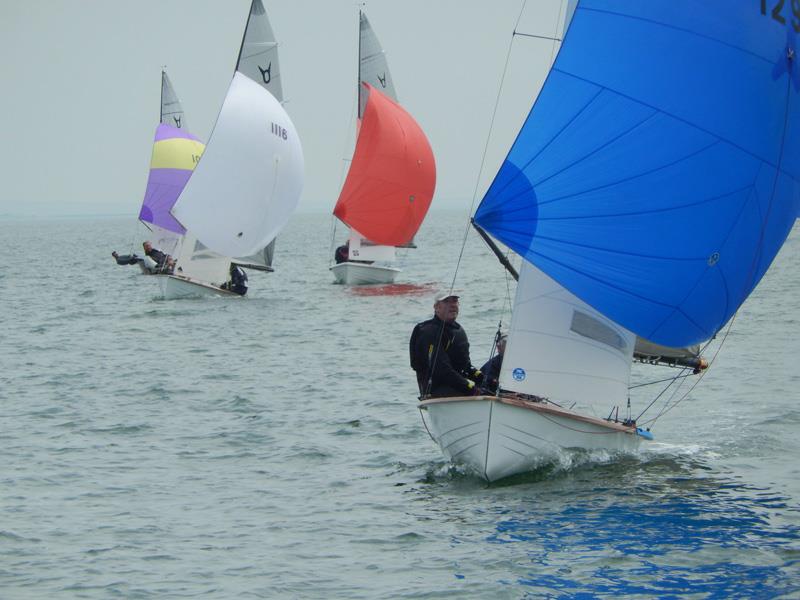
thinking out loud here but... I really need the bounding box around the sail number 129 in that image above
[761,0,800,32]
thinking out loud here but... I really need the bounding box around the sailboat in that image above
[420,0,799,482]
[330,10,436,285]
[162,0,303,299]
[136,70,206,276]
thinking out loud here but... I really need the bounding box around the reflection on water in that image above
[417,450,800,597]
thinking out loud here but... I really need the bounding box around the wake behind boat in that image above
[330,10,435,285]
[420,0,799,482]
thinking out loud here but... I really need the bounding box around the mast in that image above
[235,0,256,72]
[357,9,362,119]
[159,68,165,123]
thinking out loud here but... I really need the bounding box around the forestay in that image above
[475,0,800,347]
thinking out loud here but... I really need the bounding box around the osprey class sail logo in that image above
[512,368,526,382]
[378,73,387,88]
[258,63,272,85]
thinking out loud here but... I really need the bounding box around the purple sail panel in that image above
[139,168,192,234]
[154,125,202,143]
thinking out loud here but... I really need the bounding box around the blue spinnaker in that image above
[475,0,800,347]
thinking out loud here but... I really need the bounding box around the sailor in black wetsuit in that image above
[479,333,507,395]
[334,243,349,264]
[410,293,482,398]
[220,264,248,296]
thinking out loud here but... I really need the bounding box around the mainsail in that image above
[475,1,800,348]
[171,0,303,260]
[357,12,397,112]
[499,261,636,409]
[332,11,435,249]
[160,70,188,130]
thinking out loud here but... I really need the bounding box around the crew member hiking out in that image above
[410,292,483,398]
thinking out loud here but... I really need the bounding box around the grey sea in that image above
[2,211,799,599]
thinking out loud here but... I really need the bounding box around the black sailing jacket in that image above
[410,316,476,396]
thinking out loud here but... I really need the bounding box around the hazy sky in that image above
[0,0,568,217]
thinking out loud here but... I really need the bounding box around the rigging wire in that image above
[449,0,567,293]
[422,2,531,398]
[447,0,529,295]
[425,2,568,396]
[636,312,738,427]
[329,14,363,266]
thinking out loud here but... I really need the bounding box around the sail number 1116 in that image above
[761,0,800,32]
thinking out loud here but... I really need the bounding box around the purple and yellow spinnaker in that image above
[138,124,205,234]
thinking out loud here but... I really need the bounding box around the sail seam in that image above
[580,6,780,66]
[501,181,752,225]
[487,87,604,201]
[521,247,701,315]
[551,68,791,174]
[648,172,766,339]
[497,140,730,214]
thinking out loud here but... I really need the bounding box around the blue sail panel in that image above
[475,0,799,347]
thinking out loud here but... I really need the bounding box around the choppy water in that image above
[1,212,798,598]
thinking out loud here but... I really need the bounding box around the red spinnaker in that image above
[333,83,436,246]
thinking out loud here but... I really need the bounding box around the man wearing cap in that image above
[142,241,175,274]
[410,293,483,398]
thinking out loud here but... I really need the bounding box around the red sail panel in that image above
[333,83,436,246]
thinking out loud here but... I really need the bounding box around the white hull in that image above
[330,262,400,285]
[155,274,239,300]
[419,395,647,482]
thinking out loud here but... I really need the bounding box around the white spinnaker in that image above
[161,71,187,130]
[238,0,283,102]
[171,71,304,258]
[500,262,635,414]
[359,12,397,109]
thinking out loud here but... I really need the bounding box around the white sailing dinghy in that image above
[420,0,800,482]
[330,10,435,285]
[162,0,302,299]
